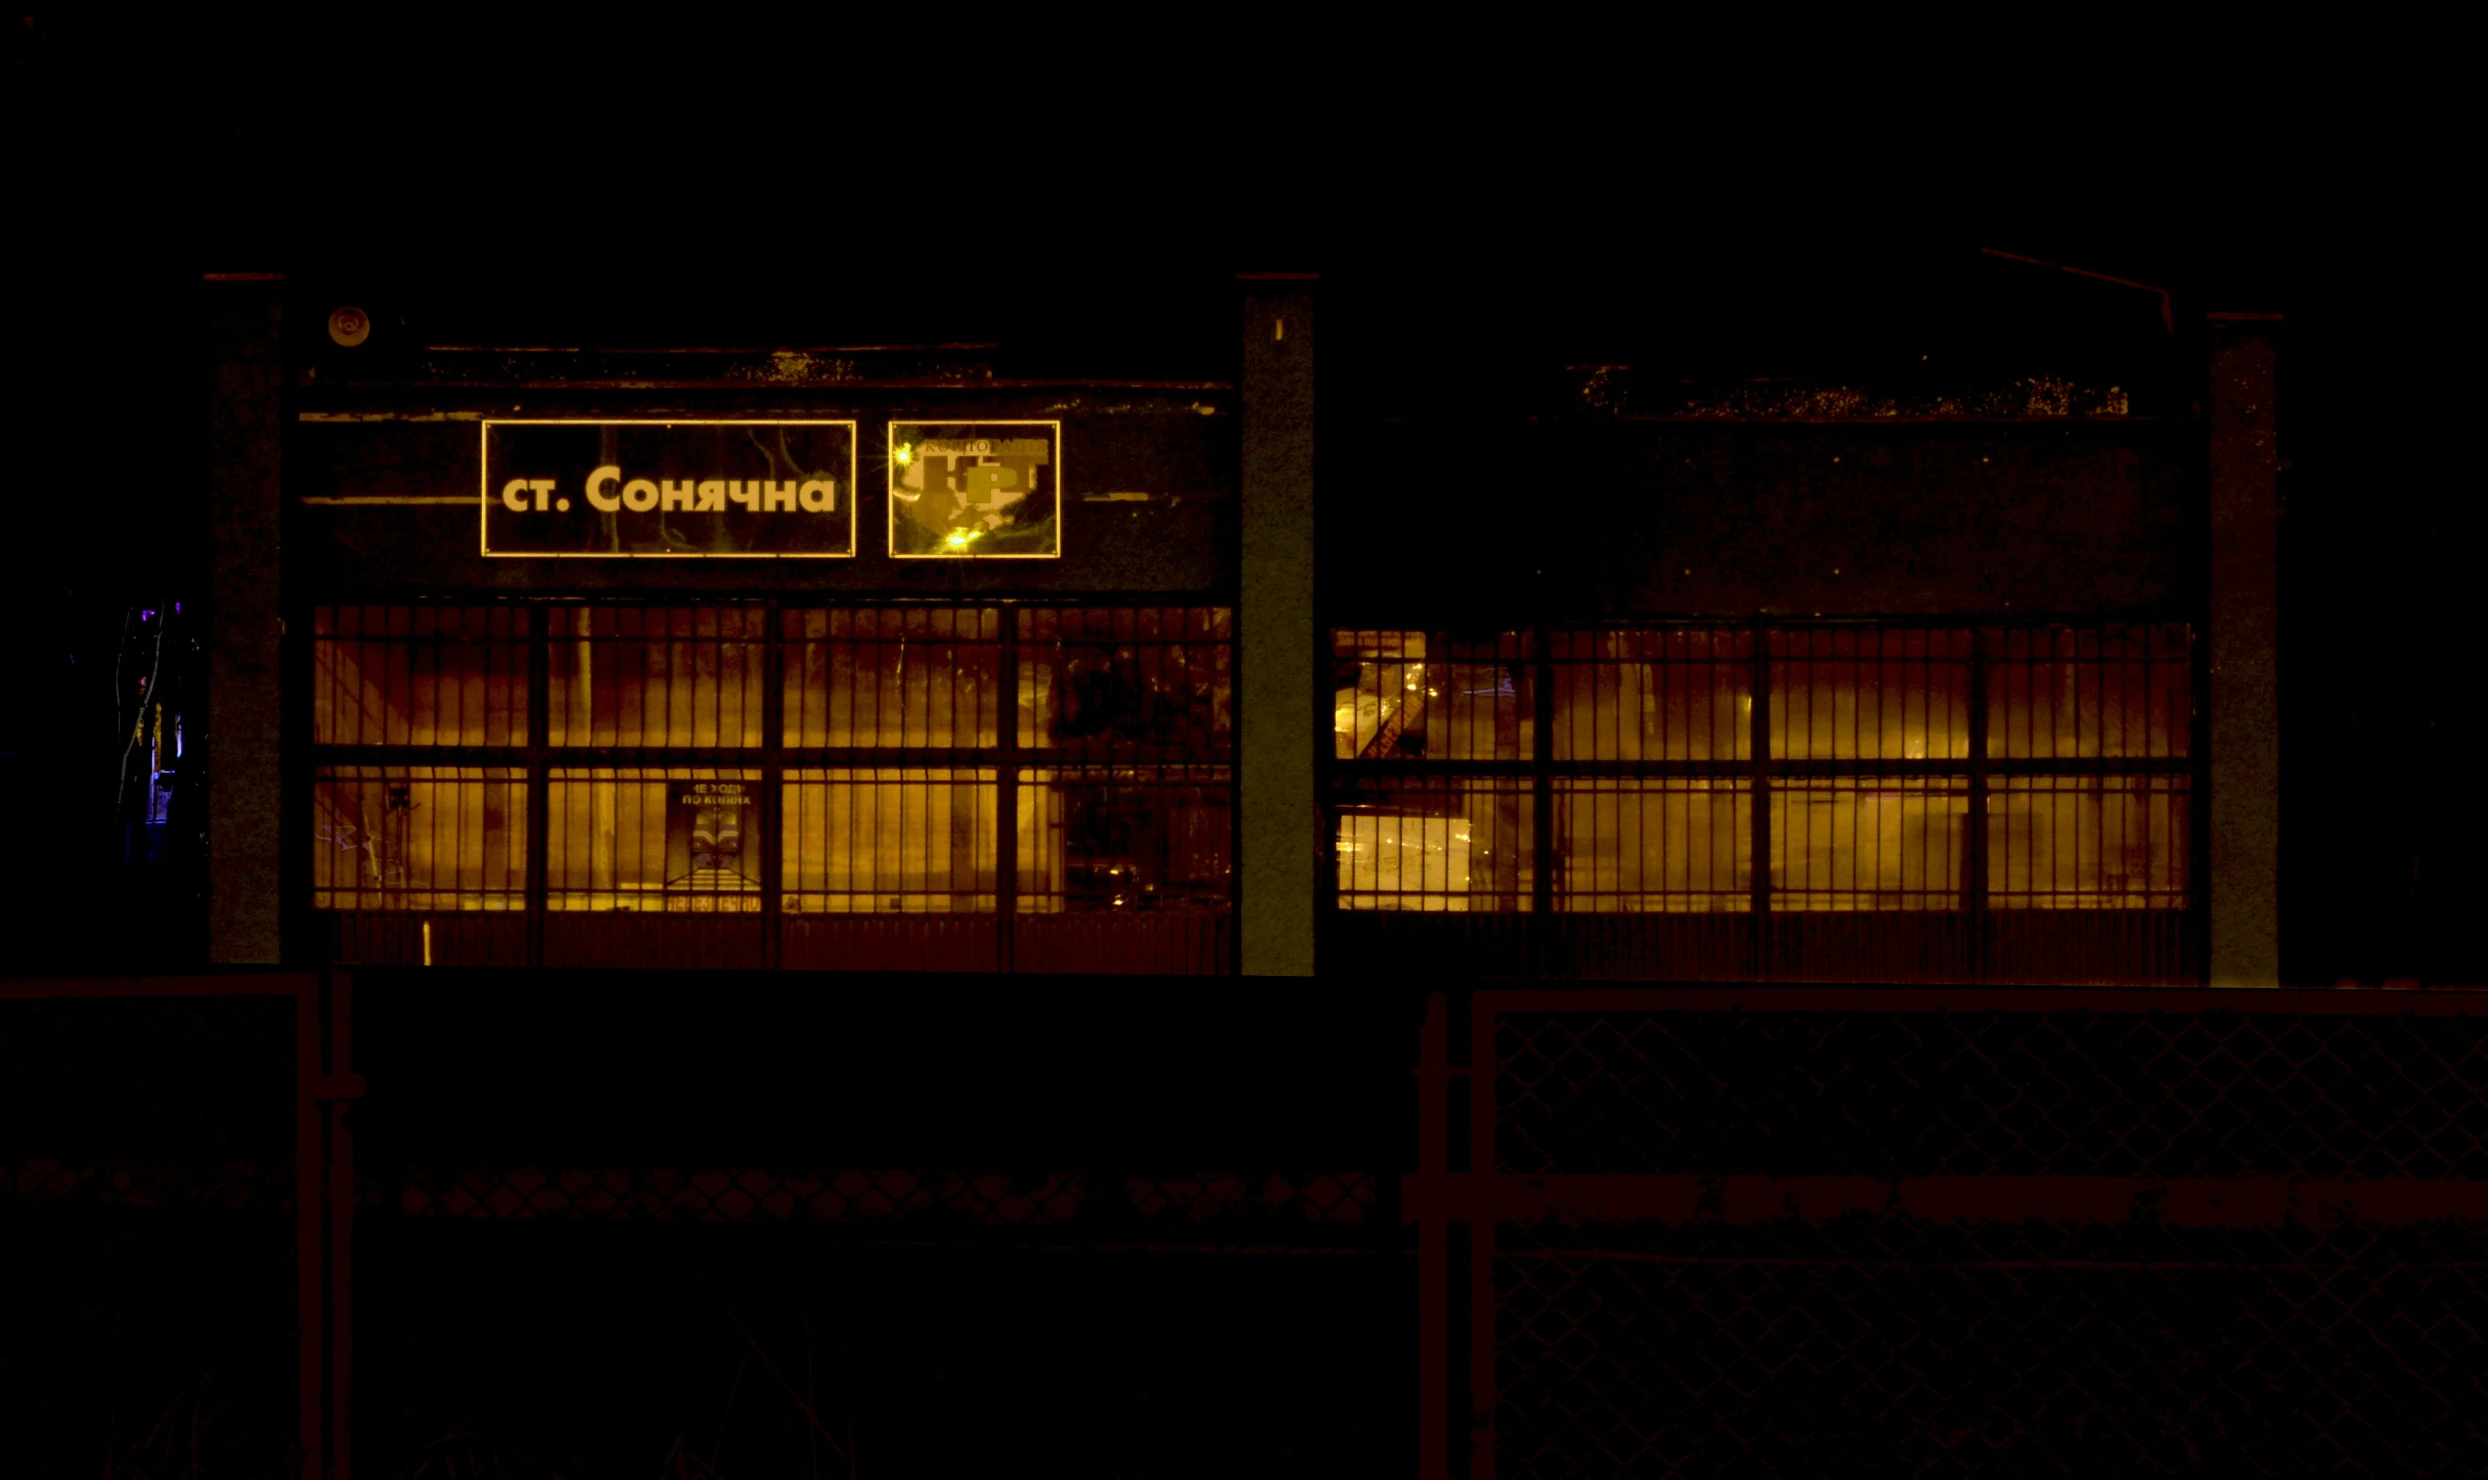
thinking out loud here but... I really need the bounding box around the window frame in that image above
[305,598,1238,971]
[1323,619,2202,921]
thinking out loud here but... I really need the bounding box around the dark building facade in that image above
[199,269,2278,990]
[29,255,2417,1480]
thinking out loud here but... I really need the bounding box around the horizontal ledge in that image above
[418,344,1003,355]
[297,380,1235,393]
[1332,759,2194,775]
[0,974,322,999]
[301,496,472,506]
[1465,985,2488,1016]
[1404,1173,2488,1228]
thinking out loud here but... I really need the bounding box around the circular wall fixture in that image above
[327,305,372,348]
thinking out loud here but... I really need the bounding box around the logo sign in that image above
[888,421,1061,558]
[482,420,857,558]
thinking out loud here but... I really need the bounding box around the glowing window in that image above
[1989,775,2190,909]
[780,768,999,913]
[1987,624,2191,759]
[1552,629,1750,762]
[1771,628,1972,761]
[546,767,766,913]
[1334,777,1534,912]
[1021,607,1232,757]
[1771,778,1970,912]
[312,605,527,747]
[312,766,526,911]
[1017,766,1233,913]
[547,606,766,748]
[783,606,1002,750]
[1333,630,1529,762]
[1554,778,1751,912]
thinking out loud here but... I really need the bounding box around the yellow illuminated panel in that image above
[887,421,1063,559]
[545,768,767,911]
[481,420,858,559]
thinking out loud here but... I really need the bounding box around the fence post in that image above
[2207,313,2282,988]
[1415,992,1449,1478]
[294,981,325,1480]
[1238,281,1317,976]
[295,972,365,1480]
[321,973,363,1480]
[1468,991,1498,1478]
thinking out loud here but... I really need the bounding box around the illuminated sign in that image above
[888,421,1061,558]
[482,420,857,558]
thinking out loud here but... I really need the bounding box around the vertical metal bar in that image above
[1273,606,1293,965]
[1750,625,1772,978]
[762,602,784,970]
[293,981,325,1480]
[2188,617,2212,980]
[326,973,356,1480]
[1415,992,1449,1480]
[1530,630,1554,944]
[1466,990,1498,1479]
[525,606,550,968]
[998,606,1019,973]
[1968,627,1990,978]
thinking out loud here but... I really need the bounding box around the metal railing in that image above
[1,974,361,1480]
[1333,622,2204,983]
[309,601,1236,972]
[1410,986,2488,1477]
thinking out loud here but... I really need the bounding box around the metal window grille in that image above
[1554,778,1750,912]
[1329,622,2196,942]
[546,767,766,914]
[783,606,1002,750]
[312,766,526,911]
[1021,606,1233,757]
[1770,627,1973,761]
[310,602,1233,969]
[1989,774,2191,909]
[1771,776,1970,911]
[312,605,527,747]
[547,606,766,749]
[1333,630,1530,762]
[1335,776,1535,913]
[782,768,1000,913]
[1987,622,2190,759]
[1551,628,1749,762]
[1017,766,1234,912]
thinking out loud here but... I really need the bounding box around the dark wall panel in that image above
[293,397,1234,596]
[1326,421,2199,625]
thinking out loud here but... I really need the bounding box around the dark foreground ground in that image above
[7,972,1414,1479]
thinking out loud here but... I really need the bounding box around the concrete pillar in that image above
[2207,314,2282,987]
[1239,283,1317,975]
[207,277,286,963]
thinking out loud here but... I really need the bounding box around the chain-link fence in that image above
[1412,987,2488,1478]
[1,976,356,1480]
[394,1165,1378,1251]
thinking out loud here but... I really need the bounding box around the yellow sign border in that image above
[885,419,1064,560]
[480,419,861,559]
